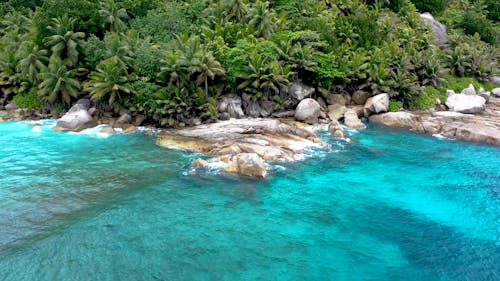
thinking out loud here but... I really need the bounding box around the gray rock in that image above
[272,110,295,118]
[352,90,371,105]
[218,94,244,118]
[295,98,321,124]
[288,81,315,101]
[117,113,132,124]
[75,99,91,110]
[5,103,17,111]
[446,89,456,97]
[492,88,500,98]
[489,77,500,85]
[368,112,419,129]
[460,84,476,95]
[420,12,449,46]
[54,104,95,132]
[478,88,490,103]
[344,109,366,130]
[326,94,348,106]
[88,107,98,116]
[445,93,485,114]
[363,93,389,117]
[260,100,276,117]
[246,101,262,118]
[327,104,347,121]
[328,120,345,138]
[133,114,146,126]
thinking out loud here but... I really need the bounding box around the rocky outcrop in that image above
[352,90,371,105]
[344,109,366,130]
[420,12,449,46]
[218,94,245,119]
[445,92,485,114]
[364,93,389,117]
[461,84,476,95]
[368,96,500,146]
[53,101,97,132]
[156,118,327,177]
[225,153,267,178]
[295,98,320,124]
[368,112,420,129]
[288,81,314,101]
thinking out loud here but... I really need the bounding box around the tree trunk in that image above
[205,76,208,102]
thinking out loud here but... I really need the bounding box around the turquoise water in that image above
[0,120,499,281]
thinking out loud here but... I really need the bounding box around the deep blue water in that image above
[0,120,499,281]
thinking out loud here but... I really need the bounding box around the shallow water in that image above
[0,120,499,281]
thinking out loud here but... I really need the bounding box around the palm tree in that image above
[224,0,248,22]
[248,1,278,38]
[38,57,81,105]
[102,33,135,71]
[99,0,130,33]
[0,11,32,37]
[0,48,21,101]
[16,42,49,84]
[44,14,85,67]
[190,50,225,101]
[238,52,291,98]
[84,57,133,107]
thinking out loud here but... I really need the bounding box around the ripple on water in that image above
[0,121,499,281]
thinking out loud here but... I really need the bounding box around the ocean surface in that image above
[0,120,499,281]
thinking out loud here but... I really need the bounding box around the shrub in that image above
[460,12,497,45]
[411,0,449,15]
[389,100,403,112]
[12,92,43,109]
[409,86,444,110]
[485,0,500,22]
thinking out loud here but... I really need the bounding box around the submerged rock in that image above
[225,153,267,178]
[328,120,345,138]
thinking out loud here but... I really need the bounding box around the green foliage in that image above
[460,11,497,45]
[411,0,449,14]
[442,75,496,92]
[389,100,403,112]
[484,0,500,22]
[44,14,85,67]
[12,92,43,109]
[409,86,442,110]
[38,56,82,105]
[99,0,130,33]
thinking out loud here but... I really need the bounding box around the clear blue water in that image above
[0,120,499,281]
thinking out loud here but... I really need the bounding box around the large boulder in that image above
[344,109,366,130]
[225,153,267,178]
[53,104,96,132]
[369,112,419,129]
[327,104,347,121]
[295,98,320,124]
[420,12,449,46]
[218,94,244,119]
[352,90,371,105]
[326,94,349,106]
[492,88,500,98]
[245,100,262,118]
[445,93,486,114]
[363,93,389,117]
[5,103,17,112]
[288,81,314,101]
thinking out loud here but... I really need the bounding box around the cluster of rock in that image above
[156,118,327,178]
[369,85,500,145]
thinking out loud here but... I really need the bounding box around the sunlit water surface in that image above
[0,120,499,281]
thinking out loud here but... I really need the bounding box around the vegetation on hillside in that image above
[0,0,498,125]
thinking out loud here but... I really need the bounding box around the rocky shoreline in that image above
[1,83,499,178]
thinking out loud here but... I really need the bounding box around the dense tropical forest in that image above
[0,0,499,126]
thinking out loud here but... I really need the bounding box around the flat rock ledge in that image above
[156,118,328,178]
[368,97,500,146]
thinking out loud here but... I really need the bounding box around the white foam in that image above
[432,134,453,140]
[31,126,42,133]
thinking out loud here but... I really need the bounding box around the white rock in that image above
[363,93,389,117]
[445,93,486,114]
[295,98,320,124]
[492,88,500,97]
[461,84,476,95]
